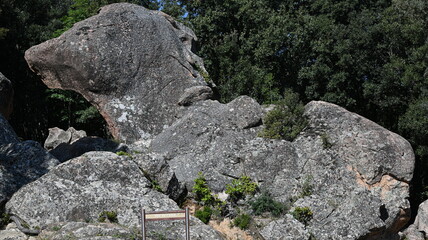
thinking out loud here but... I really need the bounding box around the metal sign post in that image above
[141,208,190,240]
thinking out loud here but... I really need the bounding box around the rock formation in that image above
[45,127,127,162]
[0,72,13,119]
[13,3,417,240]
[5,152,224,239]
[402,200,428,240]
[143,100,414,239]
[25,3,213,143]
[0,113,59,208]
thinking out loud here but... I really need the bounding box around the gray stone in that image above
[37,220,224,240]
[259,214,311,240]
[0,72,13,119]
[133,152,187,203]
[44,127,86,150]
[0,112,19,145]
[6,152,178,229]
[150,97,263,191]
[402,200,428,240]
[178,86,213,106]
[25,3,211,143]
[0,223,29,240]
[413,200,428,234]
[401,226,425,240]
[49,136,127,162]
[0,140,59,207]
[147,99,414,239]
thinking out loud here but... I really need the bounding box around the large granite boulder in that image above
[0,112,19,145]
[25,3,212,143]
[44,127,86,150]
[6,152,176,228]
[402,200,428,240]
[45,127,127,162]
[5,151,224,240]
[0,112,59,208]
[144,99,414,240]
[0,72,13,119]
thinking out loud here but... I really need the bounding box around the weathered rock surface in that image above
[36,220,223,240]
[150,96,264,191]
[259,214,311,239]
[6,152,175,228]
[25,3,212,143]
[45,127,127,162]
[0,113,19,145]
[0,223,30,240]
[44,127,86,150]
[0,72,13,119]
[0,140,59,208]
[402,200,428,240]
[145,100,414,240]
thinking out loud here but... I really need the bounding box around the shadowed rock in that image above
[0,72,13,119]
[25,3,212,143]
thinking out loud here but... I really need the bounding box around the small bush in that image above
[259,89,307,141]
[195,206,213,224]
[193,172,218,206]
[98,211,118,223]
[0,213,10,227]
[151,180,163,193]
[291,206,313,226]
[226,176,258,202]
[233,214,251,230]
[250,192,287,217]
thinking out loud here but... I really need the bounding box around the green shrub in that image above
[291,206,313,226]
[195,206,213,224]
[225,176,258,202]
[151,180,163,193]
[0,213,10,227]
[233,214,251,230]
[116,151,132,157]
[259,89,307,141]
[192,172,218,206]
[250,192,287,217]
[98,211,118,223]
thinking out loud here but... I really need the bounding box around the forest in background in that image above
[0,0,427,221]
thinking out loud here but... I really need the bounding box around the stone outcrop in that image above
[6,152,175,228]
[0,112,19,145]
[45,127,127,162]
[0,72,13,119]
[25,3,212,143]
[44,127,86,150]
[0,113,59,208]
[142,100,414,240]
[0,140,59,208]
[402,200,428,240]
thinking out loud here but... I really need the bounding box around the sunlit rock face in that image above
[25,3,212,143]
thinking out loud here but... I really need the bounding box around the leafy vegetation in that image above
[250,192,287,217]
[259,90,308,141]
[195,206,212,224]
[291,206,313,226]
[98,210,118,223]
[233,213,251,230]
[225,176,258,202]
[192,172,221,206]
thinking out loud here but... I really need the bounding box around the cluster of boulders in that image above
[1,3,427,240]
